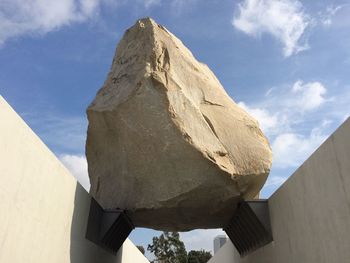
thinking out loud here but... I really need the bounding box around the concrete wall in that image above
[209,117,350,263]
[0,96,149,263]
[208,240,236,263]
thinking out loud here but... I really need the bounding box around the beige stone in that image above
[86,17,272,231]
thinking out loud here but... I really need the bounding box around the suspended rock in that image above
[86,17,272,231]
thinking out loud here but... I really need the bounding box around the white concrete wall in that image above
[209,117,350,263]
[0,96,149,263]
[208,240,237,263]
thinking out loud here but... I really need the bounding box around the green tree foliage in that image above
[147,232,212,263]
[147,231,187,263]
[187,250,212,263]
[137,245,145,255]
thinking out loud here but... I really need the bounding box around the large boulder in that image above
[86,18,272,231]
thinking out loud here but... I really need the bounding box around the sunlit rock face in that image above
[86,17,272,231]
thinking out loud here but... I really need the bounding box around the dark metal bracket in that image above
[85,198,134,254]
[223,200,273,257]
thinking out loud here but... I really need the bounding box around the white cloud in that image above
[319,5,343,27]
[143,0,161,8]
[0,0,103,45]
[180,229,226,253]
[239,80,329,135]
[60,154,90,190]
[80,0,100,16]
[290,80,327,111]
[238,101,278,134]
[0,0,199,45]
[238,80,335,169]
[271,128,327,168]
[232,0,310,57]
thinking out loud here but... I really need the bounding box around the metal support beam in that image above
[223,200,273,256]
[85,198,134,254]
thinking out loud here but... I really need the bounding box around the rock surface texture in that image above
[86,18,272,231]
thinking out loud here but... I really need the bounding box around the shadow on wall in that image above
[70,183,121,263]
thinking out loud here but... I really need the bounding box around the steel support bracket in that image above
[223,200,273,256]
[85,198,134,254]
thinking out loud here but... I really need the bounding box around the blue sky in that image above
[1,0,349,257]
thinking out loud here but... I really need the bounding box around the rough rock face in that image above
[86,18,272,231]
